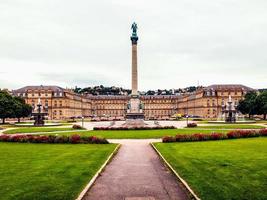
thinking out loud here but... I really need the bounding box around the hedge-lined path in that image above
[83,139,190,200]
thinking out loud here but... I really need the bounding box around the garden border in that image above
[75,143,121,200]
[151,142,201,200]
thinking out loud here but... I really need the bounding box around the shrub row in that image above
[93,126,176,130]
[162,129,267,143]
[0,134,108,144]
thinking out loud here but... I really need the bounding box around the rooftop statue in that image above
[131,22,138,37]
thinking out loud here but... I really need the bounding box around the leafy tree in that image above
[13,96,32,123]
[0,91,15,124]
[256,91,267,119]
[238,91,267,119]
[0,91,32,123]
[237,91,258,118]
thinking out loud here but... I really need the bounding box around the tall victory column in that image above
[126,22,144,121]
[131,22,138,96]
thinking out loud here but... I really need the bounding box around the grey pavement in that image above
[83,139,190,200]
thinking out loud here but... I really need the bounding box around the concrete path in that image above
[83,139,190,200]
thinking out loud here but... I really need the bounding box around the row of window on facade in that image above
[205,90,241,96]
[207,99,238,106]
[207,109,217,115]
[31,100,63,107]
[16,92,63,97]
[53,110,63,115]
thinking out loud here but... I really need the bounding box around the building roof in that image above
[13,85,65,93]
[204,84,254,91]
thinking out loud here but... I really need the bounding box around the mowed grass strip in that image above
[154,138,267,200]
[0,143,117,200]
[45,129,229,139]
[3,127,75,134]
[195,124,264,129]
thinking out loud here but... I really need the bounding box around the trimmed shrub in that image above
[70,134,81,144]
[0,134,108,144]
[72,124,83,129]
[259,128,267,136]
[187,123,197,128]
[162,129,265,143]
[162,136,176,143]
[227,130,259,139]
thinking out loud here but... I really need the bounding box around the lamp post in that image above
[82,116,84,128]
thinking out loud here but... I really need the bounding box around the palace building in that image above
[12,84,254,120]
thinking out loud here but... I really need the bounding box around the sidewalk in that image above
[83,139,190,200]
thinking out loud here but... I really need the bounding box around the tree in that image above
[237,91,258,118]
[238,91,267,119]
[0,91,32,124]
[256,91,267,119]
[0,91,14,123]
[13,96,32,123]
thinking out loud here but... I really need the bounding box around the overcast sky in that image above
[0,0,266,91]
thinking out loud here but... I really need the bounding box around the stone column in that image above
[131,43,138,96]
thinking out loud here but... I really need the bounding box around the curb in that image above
[151,142,201,200]
[76,143,121,200]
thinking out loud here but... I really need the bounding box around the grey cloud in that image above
[0,0,266,90]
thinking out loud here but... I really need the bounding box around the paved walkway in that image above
[83,139,190,200]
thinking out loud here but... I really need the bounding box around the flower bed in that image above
[93,126,176,130]
[162,129,267,143]
[0,134,108,144]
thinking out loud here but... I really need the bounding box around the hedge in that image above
[162,129,267,143]
[0,134,109,144]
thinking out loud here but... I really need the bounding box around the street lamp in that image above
[82,116,84,128]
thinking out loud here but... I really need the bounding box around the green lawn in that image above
[0,142,117,200]
[195,124,264,129]
[45,129,229,139]
[3,127,77,134]
[154,138,267,200]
